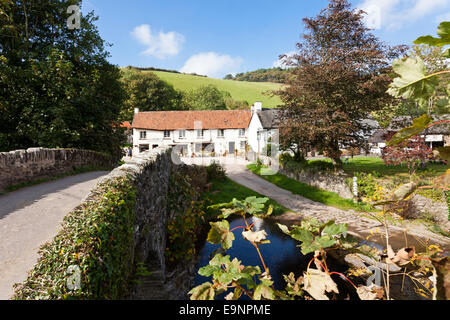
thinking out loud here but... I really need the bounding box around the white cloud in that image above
[357,0,450,30]
[180,52,243,78]
[131,24,185,59]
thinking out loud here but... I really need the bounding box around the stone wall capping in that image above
[0,148,115,191]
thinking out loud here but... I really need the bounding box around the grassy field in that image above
[203,177,290,217]
[147,71,283,108]
[316,156,448,177]
[247,164,374,212]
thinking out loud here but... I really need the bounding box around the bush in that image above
[206,161,226,181]
[13,176,137,300]
[348,172,378,198]
[165,165,211,268]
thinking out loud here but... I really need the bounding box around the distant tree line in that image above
[124,66,208,78]
[224,67,293,83]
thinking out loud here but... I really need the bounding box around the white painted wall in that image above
[248,112,277,155]
[248,113,263,153]
[133,128,247,156]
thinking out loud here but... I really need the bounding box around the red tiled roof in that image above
[132,110,252,130]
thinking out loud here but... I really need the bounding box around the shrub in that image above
[166,202,208,265]
[166,165,209,267]
[13,176,137,300]
[206,161,226,181]
[349,172,378,198]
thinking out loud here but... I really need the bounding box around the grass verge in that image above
[202,177,290,217]
[247,164,374,212]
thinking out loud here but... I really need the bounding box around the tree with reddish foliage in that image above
[275,0,408,167]
[382,132,434,175]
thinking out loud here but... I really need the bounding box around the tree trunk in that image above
[331,156,343,169]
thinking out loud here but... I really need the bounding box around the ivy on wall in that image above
[13,176,137,300]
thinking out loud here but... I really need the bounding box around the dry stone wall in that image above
[280,167,354,199]
[0,147,114,190]
[102,147,203,299]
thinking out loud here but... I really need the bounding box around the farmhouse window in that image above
[197,129,204,138]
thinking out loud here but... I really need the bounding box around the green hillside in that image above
[148,71,283,108]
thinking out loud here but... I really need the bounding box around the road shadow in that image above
[0,171,109,220]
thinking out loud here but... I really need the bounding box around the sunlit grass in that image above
[247,164,374,212]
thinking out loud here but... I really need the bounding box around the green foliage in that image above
[149,70,283,108]
[387,57,440,104]
[190,196,358,300]
[202,177,289,217]
[348,172,378,198]
[165,167,207,264]
[434,147,450,162]
[247,164,373,212]
[386,114,433,146]
[13,176,137,300]
[277,219,348,255]
[214,196,273,219]
[388,21,450,114]
[207,220,235,250]
[206,161,226,181]
[281,156,334,174]
[226,67,293,84]
[189,253,270,300]
[120,70,184,120]
[0,1,126,157]
[414,21,450,57]
[182,84,228,110]
[166,203,208,263]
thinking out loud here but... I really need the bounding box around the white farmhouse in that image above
[131,108,252,157]
[248,102,280,155]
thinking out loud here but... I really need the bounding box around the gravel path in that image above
[0,171,109,300]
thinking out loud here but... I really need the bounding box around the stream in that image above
[193,216,438,300]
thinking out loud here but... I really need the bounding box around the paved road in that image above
[182,157,450,249]
[0,171,109,300]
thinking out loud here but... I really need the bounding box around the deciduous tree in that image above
[276,0,407,166]
[0,0,126,159]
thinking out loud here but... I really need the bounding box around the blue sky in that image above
[84,0,450,78]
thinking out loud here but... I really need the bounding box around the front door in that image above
[229,142,235,154]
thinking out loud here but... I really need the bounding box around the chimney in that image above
[134,108,139,114]
[251,102,262,114]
